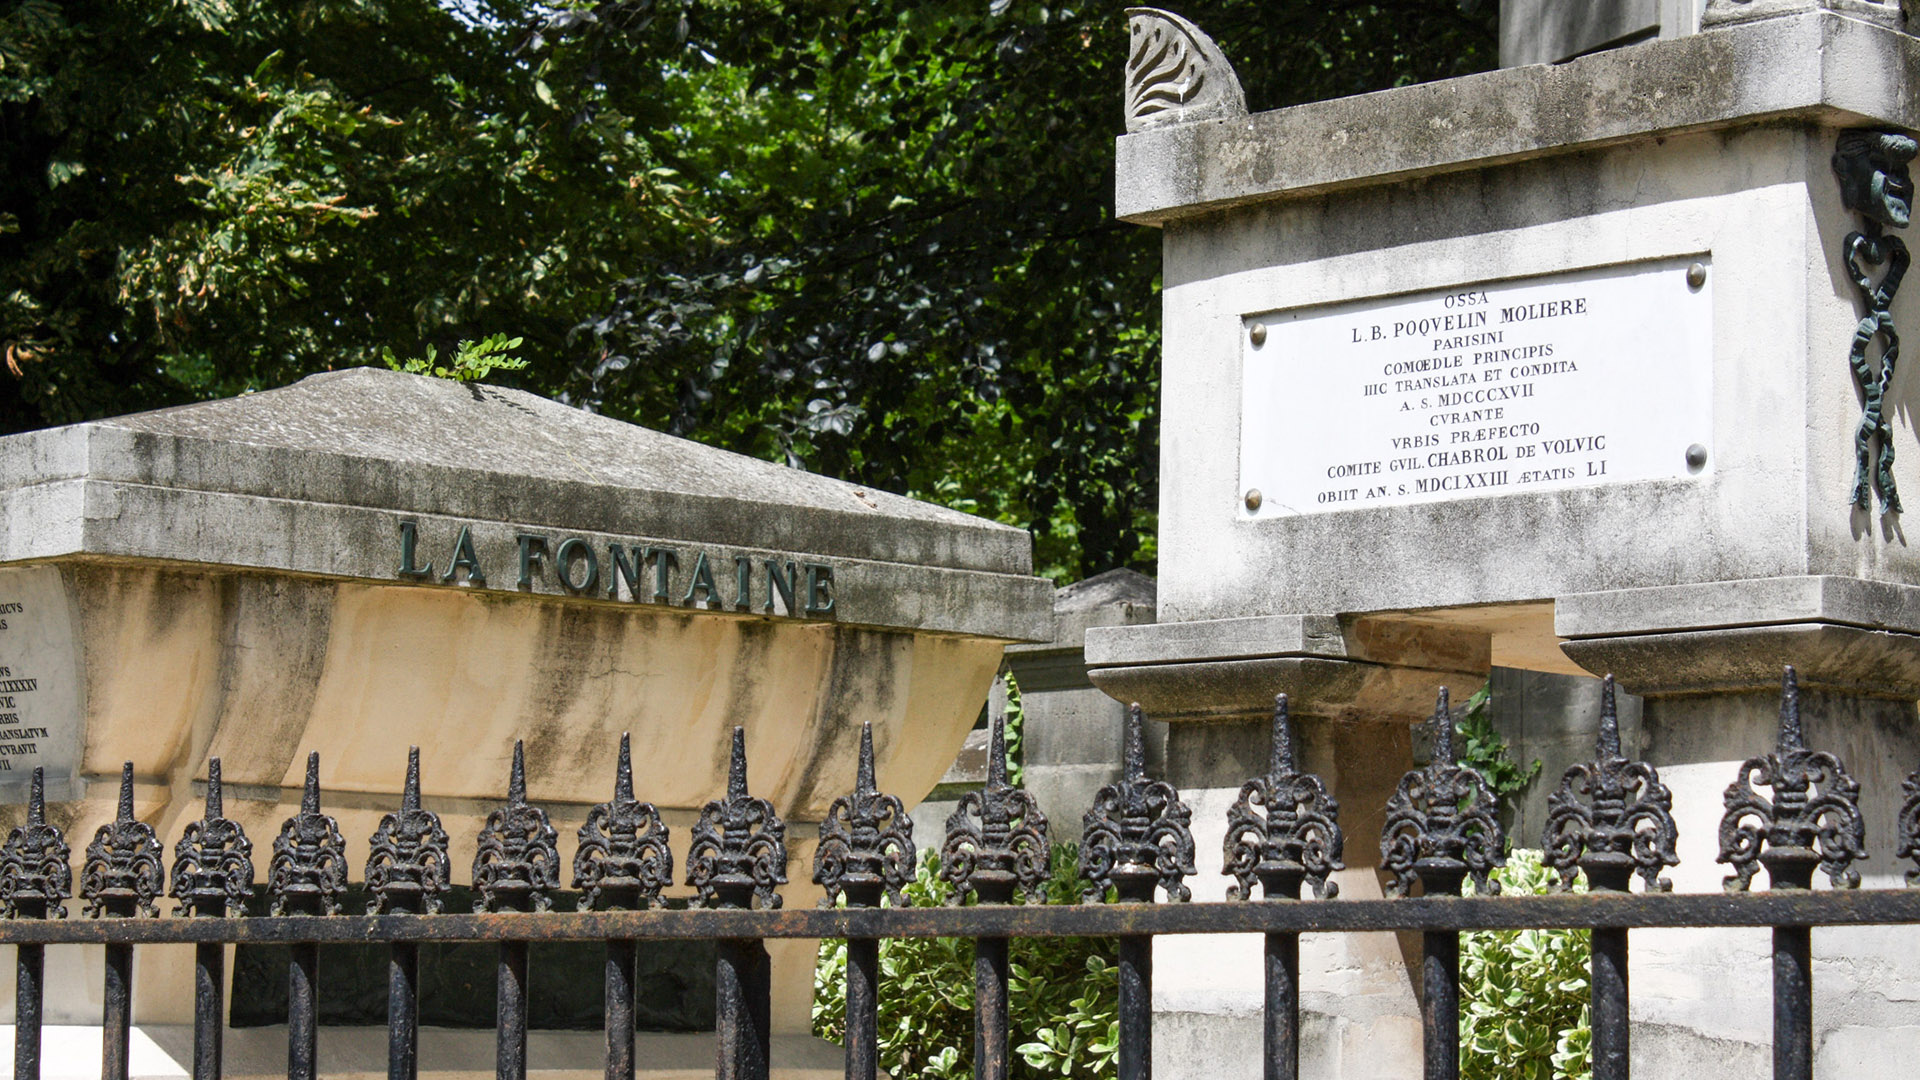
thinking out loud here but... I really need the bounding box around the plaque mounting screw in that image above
[1686,263,1708,290]
[1244,489,1263,511]
[1686,444,1708,470]
[1248,321,1267,347]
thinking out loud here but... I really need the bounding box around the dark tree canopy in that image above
[0,0,1494,579]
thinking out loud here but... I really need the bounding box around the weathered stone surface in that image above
[1117,13,1920,226]
[1702,0,1905,31]
[1501,0,1665,68]
[0,368,1050,641]
[1556,575,1920,638]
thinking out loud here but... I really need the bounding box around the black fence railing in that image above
[0,666,1917,1080]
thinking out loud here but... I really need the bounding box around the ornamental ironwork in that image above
[940,708,1050,905]
[473,741,562,913]
[1899,763,1920,887]
[1380,688,1505,897]
[0,767,70,919]
[1834,128,1918,513]
[1542,675,1679,893]
[269,752,349,916]
[814,723,915,908]
[169,758,254,917]
[573,733,674,910]
[1223,694,1343,901]
[1080,703,1196,903]
[686,727,787,910]
[1719,667,1867,891]
[366,747,452,914]
[82,763,165,918]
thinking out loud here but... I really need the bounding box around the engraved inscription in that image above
[1240,258,1713,517]
[0,568,81,799]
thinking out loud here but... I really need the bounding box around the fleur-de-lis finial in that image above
[170,758,255,917]
[1,767,71,919]
[686,728,787,909]
[1224,695,1344,901]
[1542,676,1679,893]
[1380,688,1505,897]
[366,747,451,914]
[575,734,674,909]
[1080,704,1196,903]
[1719,667,1866,891]
[474,741,562,912]
[941,707,1050,904]
[81,763,164,918]
[815,723,916,908]
[269,752,348,915]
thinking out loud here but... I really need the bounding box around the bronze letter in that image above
[804,563,836,616]
[397,521,435,580]
[608,544,644,601]
[556,537,599,595]
[645,547,679,603]
[765,559,798,615]
[682,552,719,607]
[441,525,486,586]
[516,534,549,589]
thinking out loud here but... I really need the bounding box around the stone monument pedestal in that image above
[1105,5,1920,1077]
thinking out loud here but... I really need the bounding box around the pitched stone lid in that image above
[16,368,1028,572]
[1,369,1050,639]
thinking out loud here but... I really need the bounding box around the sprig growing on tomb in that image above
[382,333,528,384]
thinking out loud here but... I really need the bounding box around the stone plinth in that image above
[1107,8,1920,1079]
[0,369,1050,1064]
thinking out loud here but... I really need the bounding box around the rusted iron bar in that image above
[288,942,319,1080]
[498,940,530,1080]
[1774,926,1812,1080]
[14,942,40,1080]
[1265,932,1299,1080]
[0,889,1917,946]
[973,936,1010,1080]
[193,942,224,1080]
[1118,935,1152,1080]
[1590,927,1628,1080]
[716,938,771,1080]
[1421,929,1460,1080]
[388,943,420,1080]
[846,936,880,1080]
[103,943,132,1080]
[605,939,636,1080]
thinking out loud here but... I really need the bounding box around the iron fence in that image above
[0,666,1916,1080]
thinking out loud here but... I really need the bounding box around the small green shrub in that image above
[382,332,528,383]
[814,845,1117,1080]
[1461,850,1592,1080]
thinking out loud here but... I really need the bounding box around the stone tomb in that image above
[0,367,1050,1077]
[1100,7,1920,1078]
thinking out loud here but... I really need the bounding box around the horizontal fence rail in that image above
[0,890,1916,943]
[0,668,1915,1080]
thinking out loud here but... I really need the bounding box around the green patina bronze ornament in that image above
[1834,128,1918,513]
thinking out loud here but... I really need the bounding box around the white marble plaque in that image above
[1240,256,1713,517]
[0,567,82,800]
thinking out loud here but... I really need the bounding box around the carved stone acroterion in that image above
[1123,8,1247,134]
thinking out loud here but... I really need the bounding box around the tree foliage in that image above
[0,0,1494,578]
